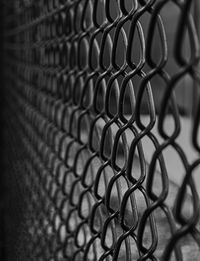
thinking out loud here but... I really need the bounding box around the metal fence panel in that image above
[2,0,200,260]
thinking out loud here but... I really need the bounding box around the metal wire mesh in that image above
[2,0,200,260]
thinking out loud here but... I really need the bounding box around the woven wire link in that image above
[2,0,200,260]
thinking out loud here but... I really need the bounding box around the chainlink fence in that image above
[1,0,200,260]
